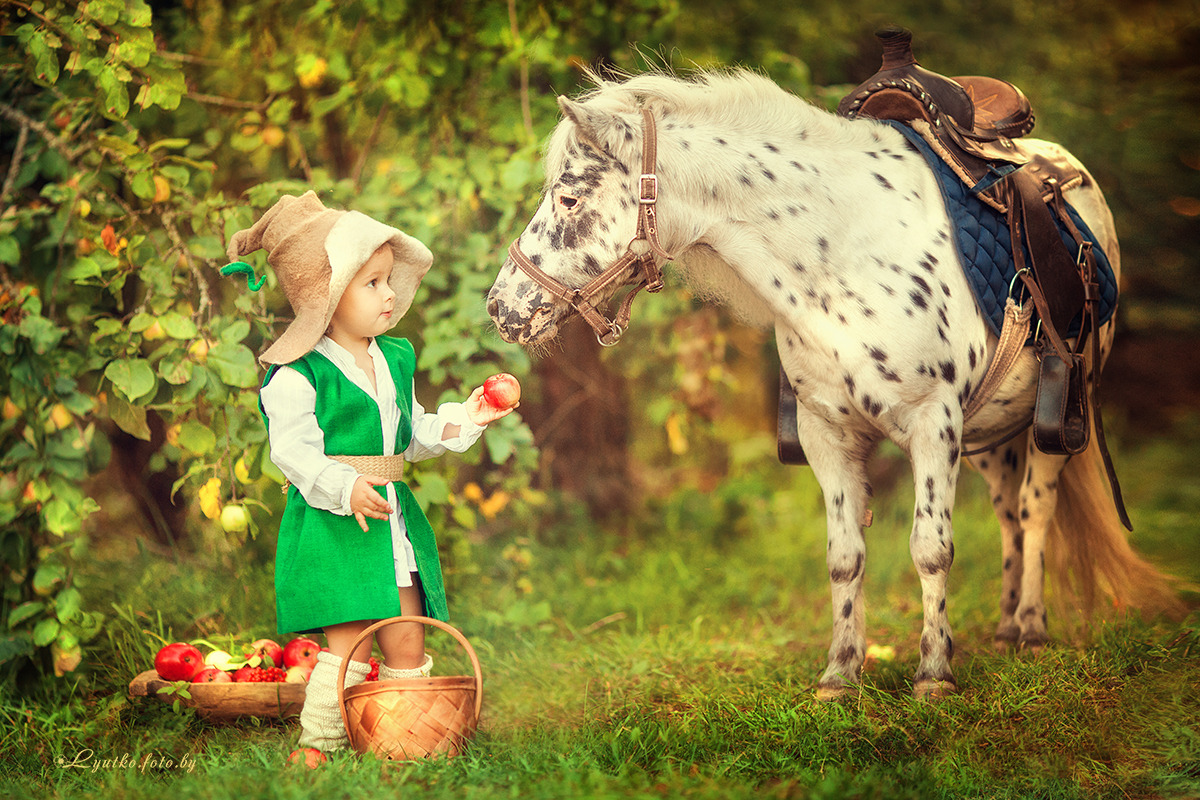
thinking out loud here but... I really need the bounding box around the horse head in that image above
[488,96,669,346]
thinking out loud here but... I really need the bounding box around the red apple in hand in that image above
[247,638,283,668]
[154,643,205,681]
[192,667,233,683]
[283,637,322,669]
[482,373,521,410]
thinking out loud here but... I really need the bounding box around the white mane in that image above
[546,69,890,328]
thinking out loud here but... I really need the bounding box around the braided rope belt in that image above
[329,454,405,481]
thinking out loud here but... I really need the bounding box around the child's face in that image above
[328,244,397,344]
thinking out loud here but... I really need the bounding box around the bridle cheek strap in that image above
[507,107,673,346]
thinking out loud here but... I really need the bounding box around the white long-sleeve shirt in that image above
[259,336,485,587]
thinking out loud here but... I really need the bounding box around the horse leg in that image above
[1012,441,1070,650]
[906,413,964,699]
[800,418,874,700]
[968,437,1029,648]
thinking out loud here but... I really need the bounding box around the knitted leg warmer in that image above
[378,653,433,680]
[298,651,370,751]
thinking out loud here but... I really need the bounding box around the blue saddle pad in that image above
[884,121,1118,342]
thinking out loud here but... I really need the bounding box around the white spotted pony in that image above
[486,69,1176,698]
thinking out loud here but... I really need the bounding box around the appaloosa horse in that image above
[486,69,1174,698]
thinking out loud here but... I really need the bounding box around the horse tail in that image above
[1046,430,1185,620]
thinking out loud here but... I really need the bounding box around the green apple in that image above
[220,504,248,533]
[204,649,234,670]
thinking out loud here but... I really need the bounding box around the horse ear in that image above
[557,95,628,154]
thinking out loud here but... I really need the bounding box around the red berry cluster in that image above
[366,657,379,682]
[235,666,289,683]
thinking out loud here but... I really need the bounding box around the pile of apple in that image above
[153,637,322,684]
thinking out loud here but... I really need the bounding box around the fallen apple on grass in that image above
[482,373,520,410]
[287,748,327,769]
[154,643,205,681]
[283,637,321,669]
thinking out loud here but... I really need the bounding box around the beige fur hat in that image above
[222,191,432,365]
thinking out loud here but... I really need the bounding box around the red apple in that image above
[231,665,262,682]
[192,667,233,684]
[287,748,327,768]
[482,373,521,410]
[154,643,205,681]
[283,637,322,669]
[247,638,283,668]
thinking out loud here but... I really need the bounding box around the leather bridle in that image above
[506,108,674,346]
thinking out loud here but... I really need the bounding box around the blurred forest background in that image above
[1,0,1197,684]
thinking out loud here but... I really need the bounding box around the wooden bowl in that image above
[128,670,306,721]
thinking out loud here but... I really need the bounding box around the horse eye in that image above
[557,194,579,210]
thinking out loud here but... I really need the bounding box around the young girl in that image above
[222,191,513,751]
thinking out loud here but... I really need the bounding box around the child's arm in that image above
[404,381,513,462]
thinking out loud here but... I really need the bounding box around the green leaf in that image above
[55,588,82,623]
[130,170,156,200]
[18,314,64,354]
[6,601,45,630]
[177,419,216,455]
[0,634,34,666]
[32,563,66,595]
[108,392,151,440]
[206,341,259,388]
[0,236,19,265]
[160,312,198,339]
[33,618,60,647]
[43,498,84,536]
[105,358,156,402]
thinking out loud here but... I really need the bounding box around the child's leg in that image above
[376,582,430,676]
[297,622,372,751]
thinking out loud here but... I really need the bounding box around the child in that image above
[221,191,513,751]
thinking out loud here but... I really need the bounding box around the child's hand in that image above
[350,474,393,532]
[464,385,516,425]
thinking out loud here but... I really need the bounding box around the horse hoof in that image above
[815,684,849,702]
[1018,634,1049,654]
[913,679,957,700]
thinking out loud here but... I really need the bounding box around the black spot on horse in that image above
[868,347,887,362]
[715,137,727,146]
[842,600,854,618]
[830,552,864,584]
[874,173,894,190]
[582,253,601,275]
[939,361,957,384]
[910,291,928,310]
[765,142,780,153]
[911,275,932,295]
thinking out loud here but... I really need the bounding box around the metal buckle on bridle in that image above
[639,174,658,203]
[598,321,623,347]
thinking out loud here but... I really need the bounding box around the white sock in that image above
[378,653,433,680]
[297,651,370,751]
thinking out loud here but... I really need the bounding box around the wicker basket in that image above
[335,616,483,761]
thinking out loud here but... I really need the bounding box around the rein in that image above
[506,107,673,346]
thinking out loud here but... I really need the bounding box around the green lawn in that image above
[2,421,1197,799]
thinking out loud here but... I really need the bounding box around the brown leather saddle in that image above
[777,27,1130,528]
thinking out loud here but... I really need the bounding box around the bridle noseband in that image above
[506,107,674,346]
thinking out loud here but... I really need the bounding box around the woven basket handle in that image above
[334,616,484,735]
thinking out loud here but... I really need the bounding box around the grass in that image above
[2,420,1198,799]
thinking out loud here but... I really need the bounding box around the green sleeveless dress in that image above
[260,336,448,634]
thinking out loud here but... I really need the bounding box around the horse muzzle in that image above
[486,276,560,345]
